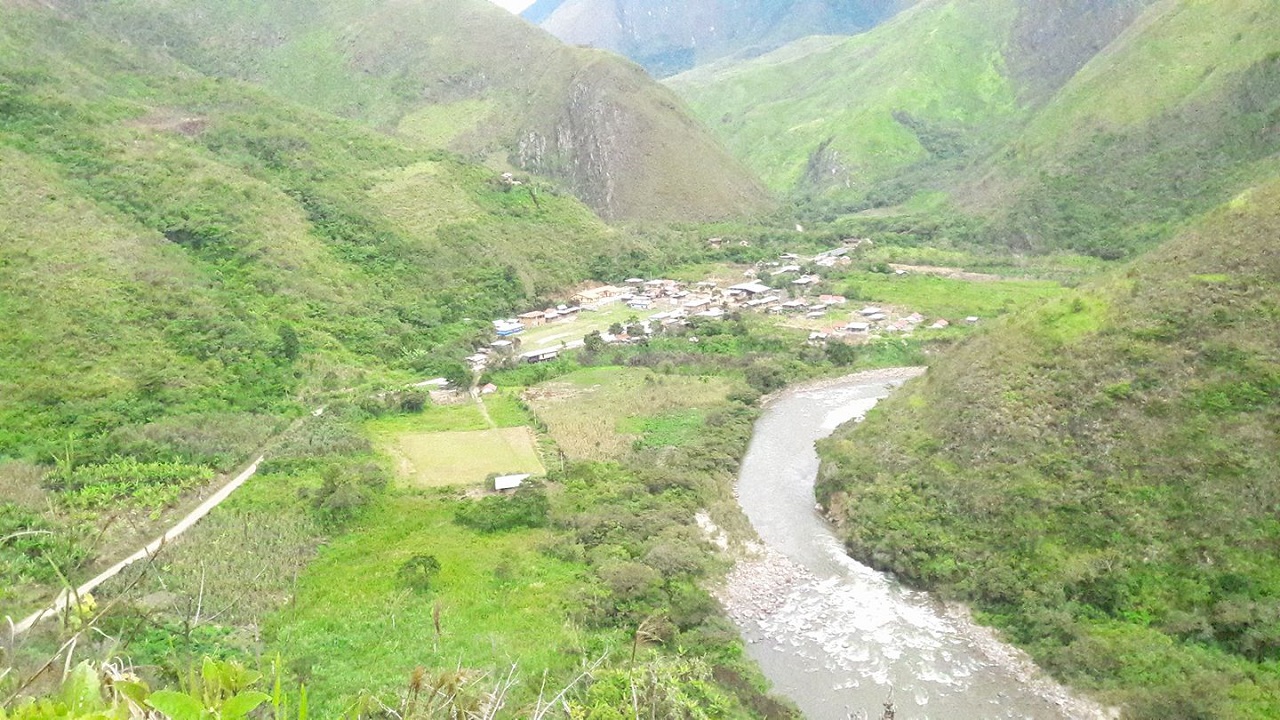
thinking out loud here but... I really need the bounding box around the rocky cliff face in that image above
[517,76,626,216]
[530,0,914,76]
[516,56,770,220]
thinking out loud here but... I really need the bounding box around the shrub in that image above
[105,413,282,470]
[453,484,550,533]
[744,362,787,393]
[398,553,441,593]
[306,461,387,527]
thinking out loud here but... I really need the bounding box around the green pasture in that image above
[268,495,616,717]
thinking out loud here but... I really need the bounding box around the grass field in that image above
[367,394,530,434]
[381,427,545,487]
[369,396,545,487]
[839,271,1068,320]
[267,495,613,717]
[526,367,735,461]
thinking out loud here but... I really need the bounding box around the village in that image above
[465,238,980,375]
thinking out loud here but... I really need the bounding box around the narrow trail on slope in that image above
[10,456,264,636]
[8,407,325,636]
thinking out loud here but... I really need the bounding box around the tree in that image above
[745,362,787,393]
[398,554,442,593]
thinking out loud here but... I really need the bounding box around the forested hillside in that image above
[818,176,1280,718]
[670,0,1280,257]
[57,0,769,221]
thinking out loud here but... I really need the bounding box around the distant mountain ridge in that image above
[669,0,1280,257]
[525,0,914,76]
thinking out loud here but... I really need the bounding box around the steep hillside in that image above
[528,0,914,76]
[987,0,1280,257]
[60,0,769,221]
[670,0,1280,257]
[817,181,1280,717]
[669,0,1026,196]
[0,3,703,462]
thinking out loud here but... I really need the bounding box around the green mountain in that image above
[0,1,728,461]
[818,178,1280,718]
[58,0,769,222]
[526,0,914,77]
[669,0,1280,256]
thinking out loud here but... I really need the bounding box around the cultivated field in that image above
[525,367,735,461]
[380,427,544,487]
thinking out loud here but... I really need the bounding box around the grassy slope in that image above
[0,4,695,461]
[986,0,1280,257]
[667,0,1023,195]
[817,181,1280,718]
[59,0,771,222]
[269,496,602,715]
[1019,0,1280,150]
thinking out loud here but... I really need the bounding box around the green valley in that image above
[3,0,1280,718]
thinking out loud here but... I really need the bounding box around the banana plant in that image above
[144,658,269,720]
[1,659,268,720]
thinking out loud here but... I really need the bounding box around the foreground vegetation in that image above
[818,181,1280,718]
[5,275,962,715]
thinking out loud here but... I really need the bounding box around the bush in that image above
[398,553,441,593]
[105,412,282,470]
[824,341,859,367]
[306,461,387,527]
[744,362,787,394]
[453,484,550,533]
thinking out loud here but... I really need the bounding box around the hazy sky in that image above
[487,0,535,12]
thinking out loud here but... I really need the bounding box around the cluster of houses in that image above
[470,334,565,371]
[480,237,975,366]
[494,303,584,337]
[808,306,977,345]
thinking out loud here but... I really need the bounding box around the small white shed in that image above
[494,473,531,492]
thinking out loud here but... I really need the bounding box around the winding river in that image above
[726,369,1102,720]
